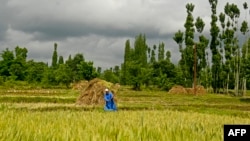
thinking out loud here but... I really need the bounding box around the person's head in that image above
[105,88,109,94]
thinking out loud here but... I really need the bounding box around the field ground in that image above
[0,87,250,140]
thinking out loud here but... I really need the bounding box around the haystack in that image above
[76,78,120,105]
[71,80,89,91]
[186,85,206,94]
[168,85,206,94]
[185,88,194,94]
[168,85,187,94]
[196,85,206,94]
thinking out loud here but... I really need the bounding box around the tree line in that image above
[119,1,250,95]
[0,43,99,88]
[172,1,250,96]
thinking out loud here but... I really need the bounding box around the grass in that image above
[0,87,250,140]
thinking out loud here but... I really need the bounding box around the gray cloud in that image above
[0,0,248,69]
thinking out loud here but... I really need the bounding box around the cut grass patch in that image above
[0,96,76,103]
[0,87,250,118]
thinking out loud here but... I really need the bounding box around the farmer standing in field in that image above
[104,88,117,111]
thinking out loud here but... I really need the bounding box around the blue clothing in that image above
[104,92,117,111]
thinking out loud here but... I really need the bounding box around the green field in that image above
[0,87,250,141]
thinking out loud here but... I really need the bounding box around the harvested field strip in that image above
[164,106,250,119]
[0,103,102,111]
[121,94,161,97]
[1,103,249,119]
[0,87,250,118]
[119,95,249,106]
[0,89,67,94]
[119,101,250,110]
[0,89,79,96]
[0,96,75,103]
[1,90,250,113]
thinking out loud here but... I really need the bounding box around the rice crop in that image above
[0,109,249,141]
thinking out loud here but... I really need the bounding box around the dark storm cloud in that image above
[0,0,11,40]
[4,0,184,40]
[0,0,248,69]
[22,22,162,41]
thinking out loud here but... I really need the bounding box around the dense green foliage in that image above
[120,34,178,90]
[0,45,98,88]
[118,1,250,93]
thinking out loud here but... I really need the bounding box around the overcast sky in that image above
[0,0,249,69]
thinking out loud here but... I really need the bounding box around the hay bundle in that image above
[196,85,206,94]
[186,85,206,94]
[71,80,89,90]
[168,85,206,95]
[186,88,194,94]
[168,85,187,94]
[76,78,120,105]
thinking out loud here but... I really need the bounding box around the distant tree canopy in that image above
[120,34,177,90]
[0,45,98,88]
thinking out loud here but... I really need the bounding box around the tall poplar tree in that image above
[224,3,240,95]
[121,39,132,85]
[52,43,58,68]
[195,17,209,86]
[150,45,156,63]
[241,2,249,96]
[131,34,148,90]
[209,0,221,93]
[134,34,147,67]
[58,56,64,64]
[184,3,195,87]
[158,42,165,61]
[218,12,228,93]
[173,30,185,83]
